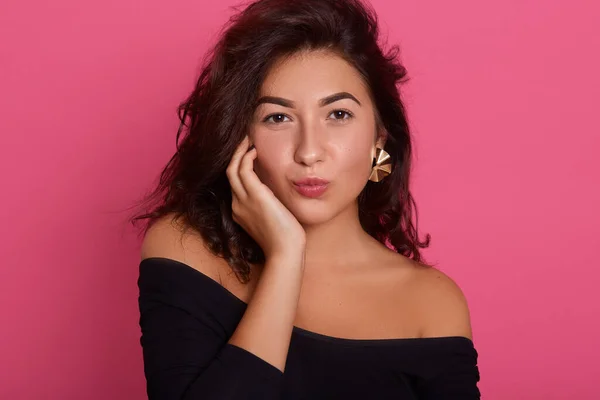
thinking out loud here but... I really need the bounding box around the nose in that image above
[293,120,326,167]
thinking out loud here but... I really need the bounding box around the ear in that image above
[371,136,385,160]
[375,134,386,149]
[371,130,388,159]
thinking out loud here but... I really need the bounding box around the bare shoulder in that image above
[409,262,473,340]
[140,213,227,283]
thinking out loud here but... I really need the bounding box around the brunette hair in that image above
[130,0,431,282]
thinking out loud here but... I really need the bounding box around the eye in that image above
[263,113,291,124]
[329,109,354,121]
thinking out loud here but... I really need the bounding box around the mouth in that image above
[292,177,330,198]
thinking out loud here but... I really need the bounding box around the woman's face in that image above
[250,50,384,226]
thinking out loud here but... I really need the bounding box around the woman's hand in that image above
[226,136,306,260]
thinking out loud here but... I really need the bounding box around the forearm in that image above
[227,250,305,372]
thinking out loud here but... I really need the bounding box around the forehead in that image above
[259,50,371,101]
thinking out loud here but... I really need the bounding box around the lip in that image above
[293,177,330,186]
[292,177,330,198]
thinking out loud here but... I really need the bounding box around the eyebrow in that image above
[255,91,362,109]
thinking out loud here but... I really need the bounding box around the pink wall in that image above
[1,0,598,398]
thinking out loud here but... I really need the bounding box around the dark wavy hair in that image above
[130,0,431,283]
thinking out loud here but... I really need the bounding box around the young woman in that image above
[133,0,480,398]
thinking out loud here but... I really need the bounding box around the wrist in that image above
[266,247,305,268]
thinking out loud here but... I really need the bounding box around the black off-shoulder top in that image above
[138,257,480,399]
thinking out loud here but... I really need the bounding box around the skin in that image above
[141,49,473,372]
[251,49,387,272]
[249,49,472,339]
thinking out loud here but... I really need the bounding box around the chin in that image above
[287,201,338,227]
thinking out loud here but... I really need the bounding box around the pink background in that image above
[1,0,599,398]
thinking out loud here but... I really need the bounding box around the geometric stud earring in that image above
[368,147,392,182]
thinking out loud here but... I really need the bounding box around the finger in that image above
[230,191,241,224]
[226,136,251,198]
[238,147,262,195]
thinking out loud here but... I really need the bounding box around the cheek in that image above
[253,140,289,186]
[254,159,276,186]
[333,137,374,179]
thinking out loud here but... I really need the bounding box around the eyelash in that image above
[262,109,354,124]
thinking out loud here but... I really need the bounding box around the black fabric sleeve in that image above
[138,263,283,400]
[414,339,481,399]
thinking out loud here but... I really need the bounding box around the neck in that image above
[301,202,381,274]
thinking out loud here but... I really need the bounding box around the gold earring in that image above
[368,147,392,182]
